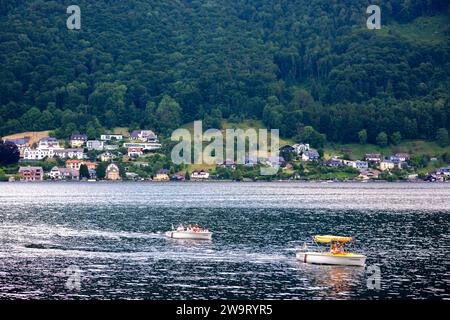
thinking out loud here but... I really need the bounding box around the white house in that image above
[127,147,143,158]
[437,167,450,176]
[123,142,161,151]
[365,153,382,162]
[86,140,104,151]
[292,143,310,155]
[379,160,395,171]
[190,169,210,180]
[100,134,123,141]
[53,148,85,159]
[48,166,79,180]
[97,152,115,162]
[104,145,119,151]
[23,147,54,160]
[302,150,320,161]
[70,134,88,148]
[130,130,158,142]
[394,153,411,162]
[37,137,62,150]
[343,160,368,170]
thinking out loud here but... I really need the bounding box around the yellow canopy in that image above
[314,235,353,243]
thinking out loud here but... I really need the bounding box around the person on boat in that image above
[193,224,199,232]
[188,224,193,231]
[337,242,345,254]
[330,243,339,254]
[177,224,184,232]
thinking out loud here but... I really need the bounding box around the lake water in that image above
[0,182,449,300]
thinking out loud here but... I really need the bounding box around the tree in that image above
[118,163,127,179]
[391,131,402,145]
[358,129,367,144]
[232,169,243,181]
[20,107,41,130]
[376,132,388,147]
[155,95,182,133]
[0,168,7,181]
[262,96,284,129]
[0,140,20,166]
[79,164,90,179]
[96,162,108,180]
[297,126,326,148]
[443,152,450,163]
[317,148,324,158]
[436,128,449,146]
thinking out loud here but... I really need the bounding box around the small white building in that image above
[48,166,79,180]
[190,169,210,180]
[365,153,382,162]
[129,130,158,142]
[37,137,62,150]
[437,167,450,176]
[97,152,115,162]
[123,142,161,151]
[70,134,88,148]
[302,150,320,161]
[54,148,85,159]
[394,153,411,162]
[379,161,395,171]
[23,148,54,160]
[100,134,123,141]
[128,147,143,158]
[86,140,104,151]
[343,160,368,170]
[292,143,310,155]
[104,145,119,151]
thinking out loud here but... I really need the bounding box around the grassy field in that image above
[2,130,50,145]
[325,140,450,160]
[112,127,130,135]
[181,120,293,146]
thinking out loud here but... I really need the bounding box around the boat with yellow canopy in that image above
[296,235,366,266]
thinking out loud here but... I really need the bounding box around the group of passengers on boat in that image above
[330,242,346,254]
[176,223,208,233]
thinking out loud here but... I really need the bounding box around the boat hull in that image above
[296,252,366,266]
[165,231,212,240]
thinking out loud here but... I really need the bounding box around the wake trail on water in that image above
[0,223,163,241]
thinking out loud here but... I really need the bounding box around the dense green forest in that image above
[0,0,449,145]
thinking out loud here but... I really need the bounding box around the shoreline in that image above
[2,179,449,184]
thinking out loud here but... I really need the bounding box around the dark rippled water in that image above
[0,182,449,299]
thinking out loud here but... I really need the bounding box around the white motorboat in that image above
[296,235,366,267]
[165,225,212,240]
[296,251,366,266]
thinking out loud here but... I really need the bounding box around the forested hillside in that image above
[0,0,449,144]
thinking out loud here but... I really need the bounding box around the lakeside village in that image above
[1,129,450,183]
